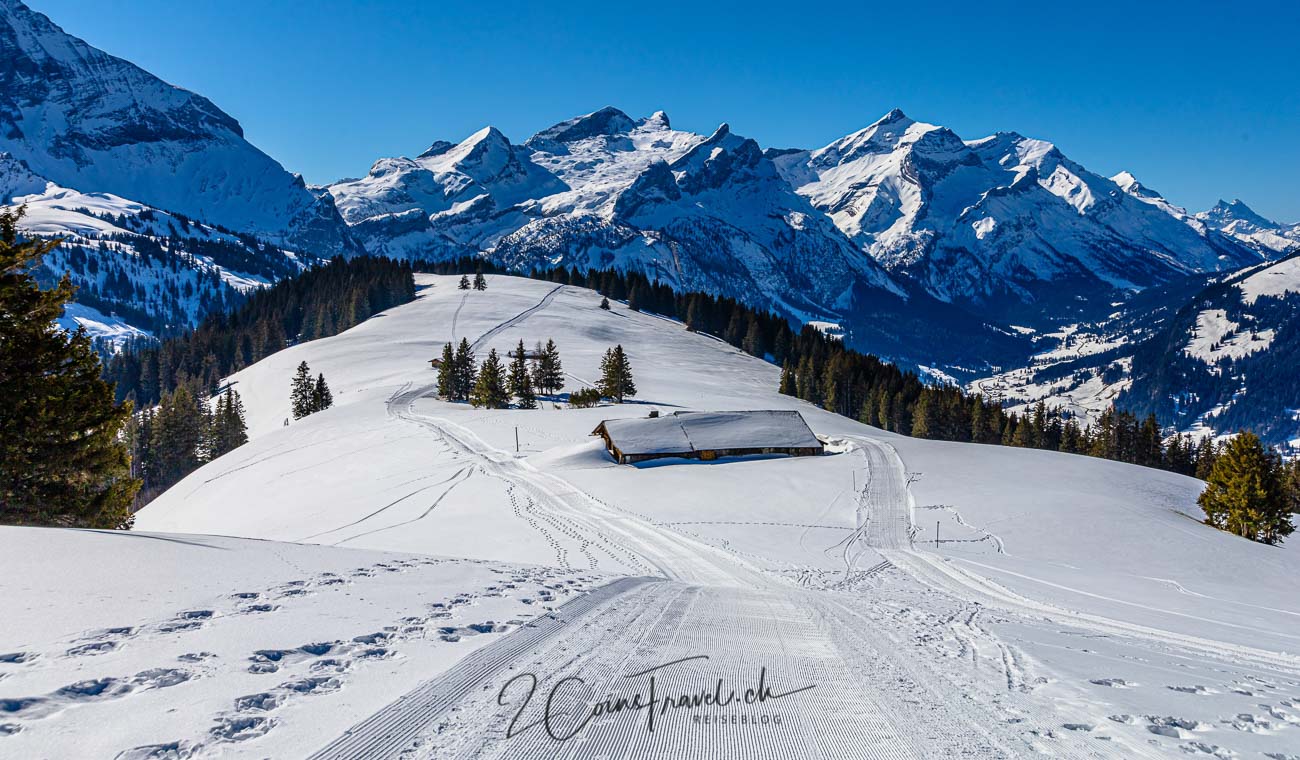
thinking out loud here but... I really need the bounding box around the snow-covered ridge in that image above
[328,107,904,321]
[776,109,1266,308]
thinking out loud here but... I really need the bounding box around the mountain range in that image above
[2,0,1297,447]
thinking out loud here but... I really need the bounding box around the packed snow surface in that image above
[6,276,1298,758]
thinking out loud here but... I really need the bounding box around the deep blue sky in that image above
[31,0,1300,221]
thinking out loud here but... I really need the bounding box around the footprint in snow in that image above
[1090,678,1136,688]
[112,739,200,759]
[209,715,275,743]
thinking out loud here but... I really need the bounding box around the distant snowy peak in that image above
[774,109,1263,310]
[0,0,356,255]
[1110,170,1163,201]
[1201,198,1281,230]
[1194,199,1298,255]
[525,106,638,147]
[328,125,565,227]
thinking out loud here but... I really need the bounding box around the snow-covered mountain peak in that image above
[1194,198,1298,255]
[1200,198,1280,230]
[1111,169,1140,190]
[806,109,941,169]
[642,110,671,130]
[427,125,515,174]
[525,106,638,148]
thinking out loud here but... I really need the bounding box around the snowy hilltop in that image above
[774,111,1264,312]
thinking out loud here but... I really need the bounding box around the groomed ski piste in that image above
[4,275,1299,759]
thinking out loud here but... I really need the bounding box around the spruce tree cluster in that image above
[125,385,248,505]
[437,338,478,402]
[1,207,139,527]
[473,269,487,291]
[290,361,333,419]
[531,339,565,396]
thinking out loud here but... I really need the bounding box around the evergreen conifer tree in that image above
[291,361,315,419]
[597,345,637,403]
[312,373,333,412]
[779,362,796,396]
[458,274,471,290]
[437,343,456,399]
[508,340,537,408]
[470,349,510,409]
[1198,432,1294,544]
[531,339,565,396]
[473,269,487,291]
[1195,437,1217,480]
[150,386,205,492]
[210,388,248,458]
[911,393,934,438]
[0,207,138,527]
[453,338,476,401]
[742,318,763,356]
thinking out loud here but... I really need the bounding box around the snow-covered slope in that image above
[106,275,1300,757]
[0,0,357,256]
[773,110,1263,314]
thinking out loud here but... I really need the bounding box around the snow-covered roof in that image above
[593,410,821,455]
